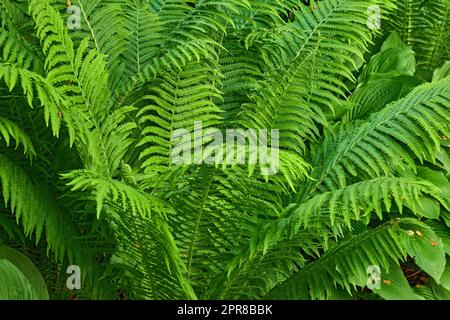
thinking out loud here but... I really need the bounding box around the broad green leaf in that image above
[380,31,410,52]
[440,260,450,290]
[400,223,446,282]
[417,167,450,208]
[0,246,48,299]
[424,221,450,255]
[346,76,422,120]
[358,47,416,84]
[430,279,450,300]
[326,288,357,300]
[414,285,436,300]
[436,147,450,175]
[373,263,424,300]
[413,196,440,219]
[0,259,37,300]
[433,61,450,82]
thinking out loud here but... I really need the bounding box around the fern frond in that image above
[260,178,444,246]
[0,0,29,27]
[30,0,111,122]
[207,229,322,299]
[136,62,223,173]
[239,0,395,157]
[75,0,129,93]
[149,0,192,31]
[121,1,164,82]
[0,16,43,72]
[119,0,249,100]
[63,167,197,300]
[30,0,125,174]
[217,35,263,121]
[265,219,407,299]
[266,217,445,299]
[0,154,84,262]
[0,62,62,135]
[108,209,197,300]
[303,78,450,195]
[386,0,423,46]
[415,0,450,73]
[387,0,450,78]
[0,116,35,158]
[157,165,287,297]
[62,169,165,218]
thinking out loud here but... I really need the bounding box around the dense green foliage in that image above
[0,0,449,300]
